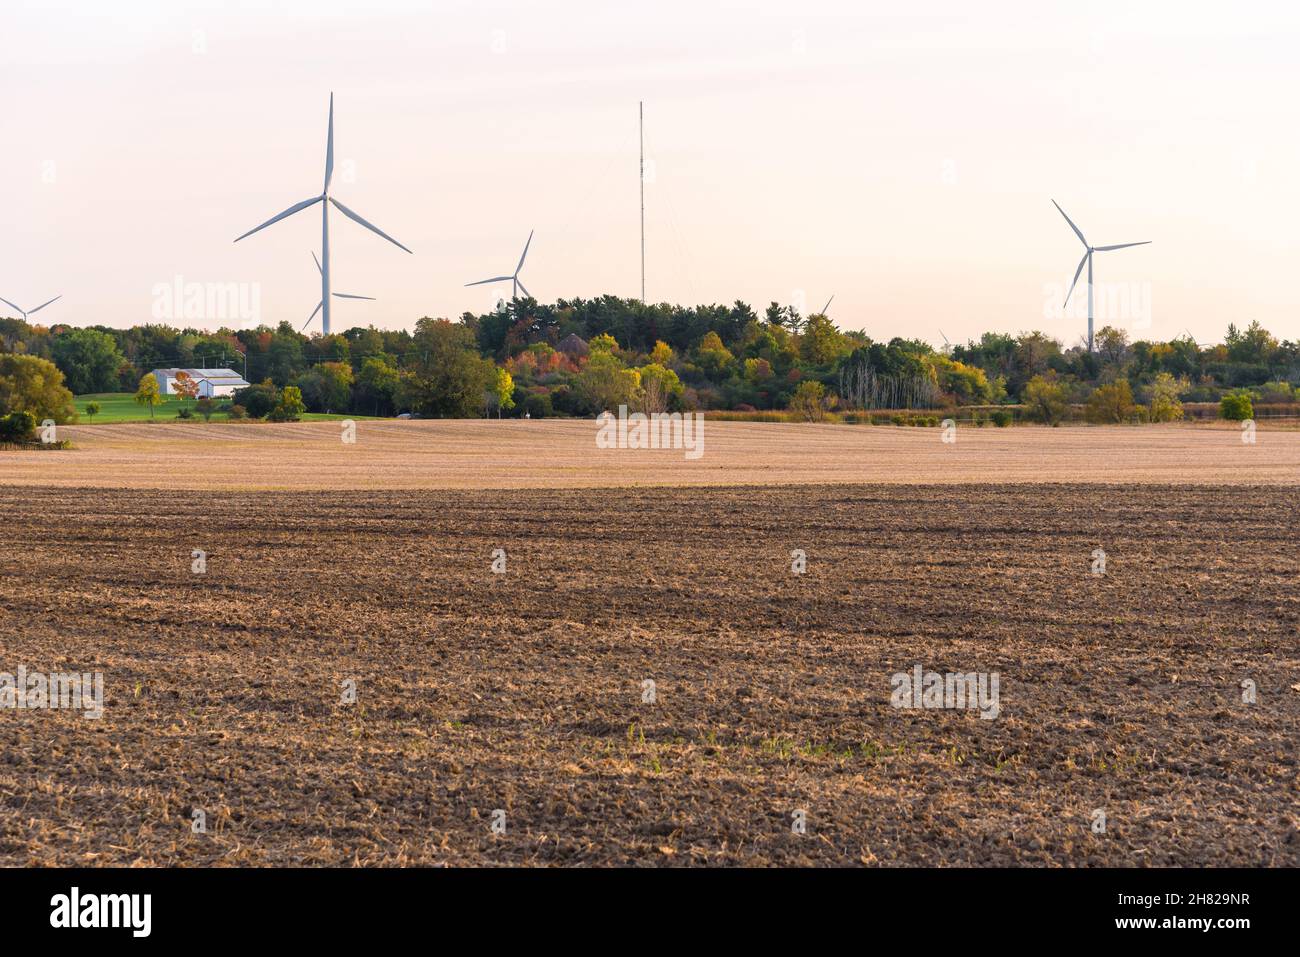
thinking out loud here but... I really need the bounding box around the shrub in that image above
[176,407,194,419]
[1023,375,1068,425]
[788,381,828,422]
[990,409,1012,427]
[268,385,306,422]
[232,381,280,419]
[0,410,37,442]
[1085,379,1135,424]
[227,404,248,421]
[1219,390,1253,421]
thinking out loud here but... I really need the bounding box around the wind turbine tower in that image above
[1052,200,1149,353]
[235,93,411,336]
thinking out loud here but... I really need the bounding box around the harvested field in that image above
[2,483,1297,866]
[2,419,1299,490]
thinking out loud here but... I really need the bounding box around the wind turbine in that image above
[1053,200,1149,353]
[0,294,61,322]
[303,252,375,332]
[466,230,534,301]
[234,93,411,336]
[821,295,834,315]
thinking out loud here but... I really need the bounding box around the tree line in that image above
[2,301,1297,426]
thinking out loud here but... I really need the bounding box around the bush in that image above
[990,409,1012,427]
[1219,390,1253,421]
[0,410,37,442]
[1085,379,1135,424]
[232,381,280,419]
[227,404,248,421]
[176,407,194,419]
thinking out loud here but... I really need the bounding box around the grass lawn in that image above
[73,393,382,424]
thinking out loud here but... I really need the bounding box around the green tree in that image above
[694,331,734,378]
[1085,378,1136,424]
[85,401,101,423]
[1219,390,1253,421]
[355,356,400,416]
[269,385,306,422]
[637,362,684,413]
[1147,373,1185,423]
[1022,374,1068,425]
[398,318,497,418]
[134,373,163,419]
[0,354,78,423]
[232,380,280,419]
[799,313,851,365]
[51,328,126,395]
[575,351,640,413]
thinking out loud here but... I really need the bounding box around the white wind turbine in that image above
[1053,200,1150,353]
[235,93,411,336]
[303,252,374,332]
[466,230,535,301]
[0,294,61,321]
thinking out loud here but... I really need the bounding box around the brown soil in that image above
[2,483,1297,866]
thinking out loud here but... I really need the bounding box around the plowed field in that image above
[2,481,1297,865]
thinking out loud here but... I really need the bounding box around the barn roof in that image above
[151,368,250,386]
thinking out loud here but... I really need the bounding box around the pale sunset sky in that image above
[1,0,1296,348]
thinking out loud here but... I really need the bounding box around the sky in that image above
[2,0,1297,348]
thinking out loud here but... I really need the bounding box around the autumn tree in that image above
[134,373,163,419]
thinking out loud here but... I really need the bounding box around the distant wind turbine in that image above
[821,295,834,315]
[303,252,375,332]
[234,93,411,337]
[1053,200,1149,353]
[0,294,61,322]
[466,230,534,301]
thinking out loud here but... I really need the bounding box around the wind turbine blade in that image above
[328,198,412,254]
[516,230,534,274]
[465,276,512,287]
[312,251,323,275]
[302,301,323,331]
[1094,241,1151,251]
[333,293,376,300]
[822,295,834,314]
[1052,200,1088,247]
[234,196,323,242]
[323,93,335,193]
[0,297,25,315]
[1064,251,1089,306]
[516,279,532,299]
[28,296,62,315]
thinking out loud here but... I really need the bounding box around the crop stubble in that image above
[1,482,1297,865]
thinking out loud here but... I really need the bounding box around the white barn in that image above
[150,368,250,398]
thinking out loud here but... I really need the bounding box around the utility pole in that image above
[639,100,645,303]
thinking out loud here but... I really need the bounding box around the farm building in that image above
[150,368,250,398]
